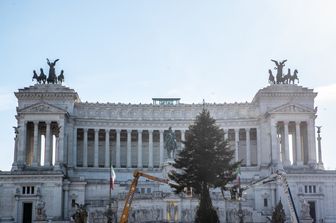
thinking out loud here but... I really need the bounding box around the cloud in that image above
[316,84,336,103]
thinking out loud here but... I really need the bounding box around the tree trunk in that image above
[195,183,219,223]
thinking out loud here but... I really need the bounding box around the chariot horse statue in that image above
[164,127,177,159]
[47,58,59,84]
[268,69,275,84]
[289,69,299,84]
[32,68,47,84]
[271,59,287,84]
[282,68,291,84]
[57,70,64,83]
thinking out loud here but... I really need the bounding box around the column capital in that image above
[127,129,132,134]
[159,129,164,134]
[33,121,39,125]
[57,120,65,125]
[116,129,121,133]
[105,128,110,133]
[270,119,278,126]
[45,121,51,125]
[245,128,250,132]
[94,128,100,133]
[138,129,143,134]
[83,128,88,133]
[148,129,153,134]
[283,120,289,125]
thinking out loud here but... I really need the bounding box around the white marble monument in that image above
[1,69,336,223]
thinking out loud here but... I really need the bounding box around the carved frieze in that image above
[268,103,315,114]
[74,102,259,123]
[18,102,67,114]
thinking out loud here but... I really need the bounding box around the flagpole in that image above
[109,159,112,208]
[107,158,112,223]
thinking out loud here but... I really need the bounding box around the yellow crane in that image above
[119,170,169,223]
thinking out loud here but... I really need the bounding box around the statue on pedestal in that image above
[300,200,313,222]
[164,127,177,159]
[72,203,88,223]
[35,198,47,221]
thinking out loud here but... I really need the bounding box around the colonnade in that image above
[73,127,260,168]
[14,120,64,167]
[73,128,183,168]
[271,119,317,166]
[14,119,322,169]
[224,128,260,167]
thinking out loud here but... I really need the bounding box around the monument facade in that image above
[0,60,336,222]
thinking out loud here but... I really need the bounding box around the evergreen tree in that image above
[168,109,240,223]
[272,200,286,223]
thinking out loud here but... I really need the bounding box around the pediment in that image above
[268,103,315,114]
[18,102,67,114]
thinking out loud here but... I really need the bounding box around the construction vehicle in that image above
[237,170,299,223]
[119,170,169,223]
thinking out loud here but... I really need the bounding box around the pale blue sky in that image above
[0,0,335,170]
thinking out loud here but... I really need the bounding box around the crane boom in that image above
[276,171,299,223]
[241,170,299,223]
[119,170,169,223]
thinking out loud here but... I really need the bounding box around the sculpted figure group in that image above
[32,58,64,84]
[268,59,299,85]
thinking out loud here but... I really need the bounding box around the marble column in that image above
[73,128,77,167]
[32,121,39,166]
[307,119,317,165]
[116,129,121,168]
[63,180,70,219]
[54,129,59,166]
[317,127,324,169]
[12,129,19,170]
[13,128,19,167]
[159,130,164,167]
[44,121,51,166]
[234,128,239,162]
[245,128,251,166]
[270,120,279,165]
[148,130,153,168]
[295,122,303,166]
[127,130,132,168]
[94,129,99,168]
[83,128,88,167]
[56,122,65,166]
[256,127,261,166]
[37,130,41,165]
[18,120,27,165]
[138,130,143,168]
[283,121,291,166]
[105,129,110,168]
